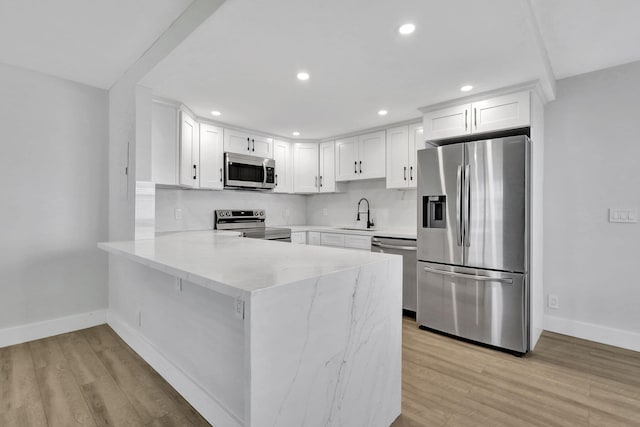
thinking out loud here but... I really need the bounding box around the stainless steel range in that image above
[214,210,291,242]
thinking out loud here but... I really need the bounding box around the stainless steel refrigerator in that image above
[416,135,530,354]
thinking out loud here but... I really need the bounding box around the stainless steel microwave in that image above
[224,152,276,190]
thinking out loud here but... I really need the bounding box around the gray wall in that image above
[544,61,640,338]
[0,63,108,328]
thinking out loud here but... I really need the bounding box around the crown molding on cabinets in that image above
[520,0,557,102]
[418,80,551,114]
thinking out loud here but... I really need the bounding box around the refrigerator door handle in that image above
[422,266,514,284]
[464,164,471,247]
[456,165,463,246]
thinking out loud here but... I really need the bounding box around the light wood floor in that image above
[393,317,640,427]
[0,324,209,426]
[2,319,639,427]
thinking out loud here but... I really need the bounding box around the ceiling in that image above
[0,0,192,89]
[532,0,640,79]
[2,1,640,139]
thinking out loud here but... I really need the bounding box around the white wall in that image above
[155,189,307,232]
[544,60,640,350]
[306,179,417,230]
[0,63,108,333]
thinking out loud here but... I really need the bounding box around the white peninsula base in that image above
[100,232,402,427]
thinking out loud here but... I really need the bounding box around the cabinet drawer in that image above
[291,232,306,245]
[344,234,372,250]
[307,231,321,246]
[320,233,345,247]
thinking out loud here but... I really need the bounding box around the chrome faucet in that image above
[356,198,374,229]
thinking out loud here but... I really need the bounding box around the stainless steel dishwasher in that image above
[371,236,417,316]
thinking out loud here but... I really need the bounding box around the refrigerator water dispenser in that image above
[423,196,446,228]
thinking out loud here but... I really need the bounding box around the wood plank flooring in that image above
[1,318,639,426]
[0,325,209,427]
[393,317,640,427]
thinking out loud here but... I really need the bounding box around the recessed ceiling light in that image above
[297,72,310,81]
[292,131,300,136]
[398,23,416,35]
[460,85,473,92]
[211,110,221,116]
[378,110,388,116]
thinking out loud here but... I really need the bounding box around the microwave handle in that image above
[263,164,267,185]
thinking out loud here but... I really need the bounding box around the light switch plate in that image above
[609,208,638,223]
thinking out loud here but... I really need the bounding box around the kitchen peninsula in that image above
[99,231,402,427]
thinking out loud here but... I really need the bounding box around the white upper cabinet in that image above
[319,141,337,193]
[293,143,319,193]
[199,123,223,190]
[471,92,530,134]
[335,131,386,182]
[386,124,423,189]
[224,129,273,158]
[423,104,471,141]
[179,110,199,188]
[357,131,386,180]
[335,136,358,181]
[423,91,531,142]
[273,140,293,193]
[151,101,179,186]
[386,125,410,189]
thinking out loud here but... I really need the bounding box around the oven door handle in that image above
[422,266,513,284]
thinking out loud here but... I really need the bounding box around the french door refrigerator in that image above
[416,135,530,354]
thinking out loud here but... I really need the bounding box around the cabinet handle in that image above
[354,161,357,174]
[410,166,413,180]
[220,167,223,182]
[247,137,250,151]
[474,108,477,129]
[320,176,323,187]
[252,138,255,152]
[404,166,407,181]
[275,174,278,186]
[193,164,197,180]
[359,161,362,174]
[465,109,468,130]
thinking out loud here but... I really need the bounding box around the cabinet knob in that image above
[247,137,250,151]
[354,161,357,174]
[410,166,413,180]
[220,167,223,182]
[359,161,362,174]
[252,138,255,152]
[193,164,197,180]
[404,166,407,181]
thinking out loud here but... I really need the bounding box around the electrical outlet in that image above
[609,208,638,223]
[322,207,328,216]
[548,294,559,309]
[174,208,182,220]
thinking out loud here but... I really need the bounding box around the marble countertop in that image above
[282,225,417,240]
[99,230,397,297]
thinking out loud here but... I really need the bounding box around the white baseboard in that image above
[106,311,243,427]
[544,315,640,352]
[0,309,107,349]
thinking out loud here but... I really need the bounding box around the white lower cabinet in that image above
[320,233,345,248]
[344,234,372,250]
[291,232,306,244]
[307,231,321,246]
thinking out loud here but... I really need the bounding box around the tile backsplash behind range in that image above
[306,179,417,229]
[155,188,307,232]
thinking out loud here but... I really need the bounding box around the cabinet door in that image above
[407,124,423,189]
[273,140,292,193]
[471,91,530,134]
[291,232,307,245]
[386,125,409,189]
[151,102,179,185]
[423,104,471,141]
[293,143,319,193]
[307,231,321,246]
[179,110,198,188]
[251,134,274,158]
[199,123,223,190]
[358,131,386,180]
[335,136,358,181]
[319,141,336,193]
[223,129,253,155]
